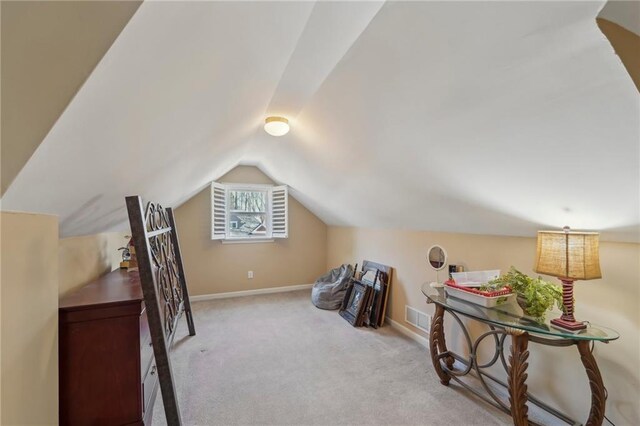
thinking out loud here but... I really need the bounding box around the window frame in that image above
[224,183,272,241]
[211,182,288,242]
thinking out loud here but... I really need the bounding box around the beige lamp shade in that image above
[534,229,602,280]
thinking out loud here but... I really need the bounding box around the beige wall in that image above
[1,211,59,425]
[598,17,640,92]
[59,231,129,297]
[1,1,141,194]
[174,166,327,295]
[327,226,640,425]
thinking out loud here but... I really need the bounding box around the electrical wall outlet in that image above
[248,271,254,279]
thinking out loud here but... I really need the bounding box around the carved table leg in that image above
[507,330,530,426]
[429,304,453,385]
[577,341,606,426]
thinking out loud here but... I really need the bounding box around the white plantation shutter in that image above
[211,182,227,240]
[270,185,288,238]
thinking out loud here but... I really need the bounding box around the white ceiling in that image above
[2,1,639,242]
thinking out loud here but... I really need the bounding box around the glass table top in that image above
[421,283,619,342]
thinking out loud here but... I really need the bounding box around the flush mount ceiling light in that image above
[264,116,290,136]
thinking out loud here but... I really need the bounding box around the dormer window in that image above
[211,183,288,241]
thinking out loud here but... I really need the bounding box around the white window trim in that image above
[211,182,288,242]
[226,185,270,240]
[221,238,275,245]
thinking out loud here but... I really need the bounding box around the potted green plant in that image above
[481,267,565,320]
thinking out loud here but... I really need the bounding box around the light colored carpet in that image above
[152,289,513,425]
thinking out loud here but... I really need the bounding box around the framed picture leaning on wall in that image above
[339,280,371,326]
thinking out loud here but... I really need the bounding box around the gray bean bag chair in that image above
[311,264,354,310]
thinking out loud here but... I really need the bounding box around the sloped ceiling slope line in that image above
[0,0,142,195]
[245,1,640,243]
[3,1,639,243]
[597,17,640,92]
[598,0,640,36]
[2,1,316,236]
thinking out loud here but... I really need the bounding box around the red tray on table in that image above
[444,279,515,308]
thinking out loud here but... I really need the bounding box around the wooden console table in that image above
[421,283,619,426]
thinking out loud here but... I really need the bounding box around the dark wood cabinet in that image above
[59,269,158,425]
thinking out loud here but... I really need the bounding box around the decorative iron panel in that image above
[144,202,184,339]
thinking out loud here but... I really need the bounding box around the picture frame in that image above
[360,261,392,327]
[368,271,387,328]
[339,280,371,326]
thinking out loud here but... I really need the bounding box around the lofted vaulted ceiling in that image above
[1,1,638,242]
[0,0,142,195]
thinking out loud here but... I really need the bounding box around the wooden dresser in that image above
[59,269,158,425]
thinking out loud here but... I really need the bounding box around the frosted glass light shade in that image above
[264,116,290,136]
[534,229,601,280]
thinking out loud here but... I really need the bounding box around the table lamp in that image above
[534,226,601,331]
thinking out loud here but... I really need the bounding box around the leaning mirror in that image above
[427,245,447,287]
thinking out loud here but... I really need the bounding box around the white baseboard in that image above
[386,317,429,348]
[191,283,314,302]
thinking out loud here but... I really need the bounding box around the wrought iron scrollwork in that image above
[126,195,196,426]
[428,307,581,425]
[144,202,185,339]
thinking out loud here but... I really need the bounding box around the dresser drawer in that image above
[59,269,146,425]
[140,302,150,343]
[140,304,154,371]
[142,358,159,414]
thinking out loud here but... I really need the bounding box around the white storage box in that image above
[445,285,515,308]
[451,270,500,287]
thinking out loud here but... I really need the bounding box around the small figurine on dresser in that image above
[118,236,138,272]
[126,237,138,272]
[117,235,131,269]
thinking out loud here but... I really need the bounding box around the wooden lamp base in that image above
[551,278,587,331]
[551,317,587,331]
